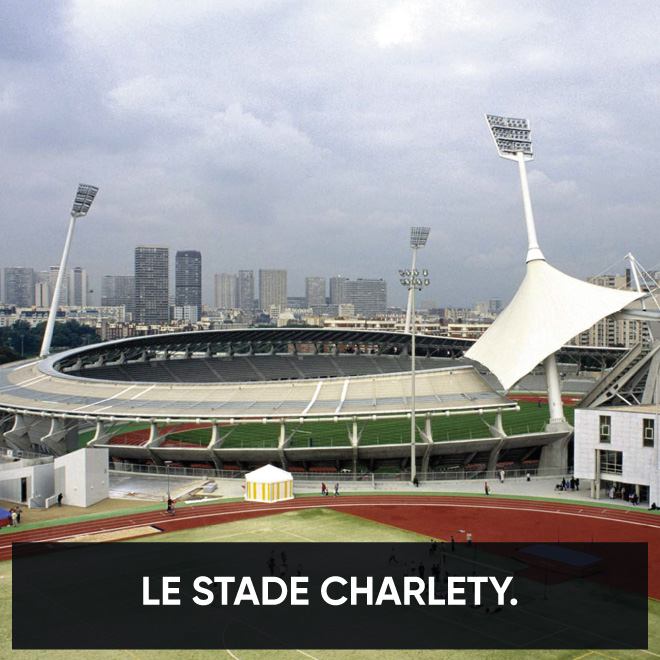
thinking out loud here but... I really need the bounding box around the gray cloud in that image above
[1,0,659,308]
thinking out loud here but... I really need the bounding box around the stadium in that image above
[3,113,660,658]
[0,326,625,478]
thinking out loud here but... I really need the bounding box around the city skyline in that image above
[1,3,659,309]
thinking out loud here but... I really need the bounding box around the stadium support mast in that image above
[40,184,99,358]
[400,263,430,483]
[485,115,565,426]
[404,227,430,334]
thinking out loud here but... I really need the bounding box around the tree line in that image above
[0,320,100,365]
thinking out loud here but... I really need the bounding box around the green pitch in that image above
[80,401,575,450]
[2,506,657,660]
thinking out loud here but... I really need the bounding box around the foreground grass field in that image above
[2,507,657,659]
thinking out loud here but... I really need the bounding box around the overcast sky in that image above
[1,1,659,308]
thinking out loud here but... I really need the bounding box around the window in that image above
[643,418,655,448]
[599,415,611,443]
[599,450,623,475]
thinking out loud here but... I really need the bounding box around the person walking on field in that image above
[321,482,327,496]
[484,482,490,496]
[334,483,339,497]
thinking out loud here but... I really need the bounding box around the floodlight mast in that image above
[485,115,544,264]
[485,114,565,427]
[39,184,99,358]
[400,262,431,484]
[404,227,430,334]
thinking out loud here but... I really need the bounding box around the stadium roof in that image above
[0,359,514,423]
[465,260,644,391]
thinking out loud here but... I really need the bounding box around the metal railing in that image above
[109,460,573,484]
[109,461,244,480]
[0,447,54,462]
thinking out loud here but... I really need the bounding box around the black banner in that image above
[12,542,648,650]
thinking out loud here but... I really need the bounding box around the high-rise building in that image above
[134,246,169,324]
[305,277,327,307]
[3,267,35,307]
[175,250,202,315]
[68,267,89,307]
[329,276,349,305]
[259,269,287,312]
[35,281,49,307]
[48,266,68,307]
[238,270,255,312]
[214,273,238,309]
[343,279,387,317]
[101,275,135,311]
[489,298,503,315]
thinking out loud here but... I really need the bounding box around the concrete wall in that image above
[54,447,109,507]
[0,461,55,507]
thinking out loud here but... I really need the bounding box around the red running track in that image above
[2,495,660,596]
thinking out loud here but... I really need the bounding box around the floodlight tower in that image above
[404,227,431,334]
[485,114,565,425]
[399,263,430,483]
[40,184,99,358]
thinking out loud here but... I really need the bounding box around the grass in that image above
[3,507,658,659]
[94,402,576,450]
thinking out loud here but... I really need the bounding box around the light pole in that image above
[40,184,99,358]
[404,227,431,334]
[400,264,430,483]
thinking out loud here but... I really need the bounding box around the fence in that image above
[0,447,53,462]
[109,460,572,484]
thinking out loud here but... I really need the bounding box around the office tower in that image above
[101,275,135,310]
[329,276,349,305]
[68,267,88,307]
[48,266,68,307]
[134,246,169,324]
[489,298,503,315]
[214,273,238,309]
[238,270,255,312]
[259,269,287,312]
[305,277,327,307]
[35,281,49,307]
[175,250,202,316]
[3,267,35,307]
[343,279,387,317]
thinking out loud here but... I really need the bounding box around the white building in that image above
[575,406,658,505]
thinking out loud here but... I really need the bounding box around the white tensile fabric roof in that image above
[245,464,293,483]
[465,259,644,391]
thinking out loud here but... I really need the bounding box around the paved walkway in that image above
[106,471,644,510]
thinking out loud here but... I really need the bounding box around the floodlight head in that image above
[485,114,533,161]
[410,226,430,248]
[71,183,99,217]
[399,270,405,277]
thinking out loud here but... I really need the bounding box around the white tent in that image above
[245,464,294,503]
[465,259,644,392]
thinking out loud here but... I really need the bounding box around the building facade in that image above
[575,406,659,505]
[343,278,387,317]
[68,267,88,307]
[3,267,35,307]
[305,277,327,307]
[134,246,169,325]
[259,269,287,312]
[48,266,68,307]
[175,250,202,316]
[329,276,349,305]
[214,273,238,309]
[101,275,135,312]
[238,270,255,312]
